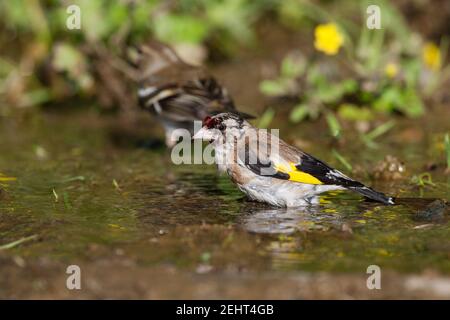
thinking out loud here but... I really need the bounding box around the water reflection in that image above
[240,202,342,234]
[237,193,413,235]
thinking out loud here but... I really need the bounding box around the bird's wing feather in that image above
[235,130,318,184]
[237,130,362,187]
[135,42,246,121]
[236,129,394,204]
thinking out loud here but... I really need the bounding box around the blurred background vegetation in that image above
[0,0,449,133]
[0,0,275,115]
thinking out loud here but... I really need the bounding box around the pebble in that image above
[414,199,447,222]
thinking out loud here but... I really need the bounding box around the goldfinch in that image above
[132,42,252,147]
[193,113,395,207]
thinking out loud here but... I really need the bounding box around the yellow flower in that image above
[314,23,344,55]
[384,63,398,78]
[422,42,441,71]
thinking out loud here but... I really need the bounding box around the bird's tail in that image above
[347,185,395,205]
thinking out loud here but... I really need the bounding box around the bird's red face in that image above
[194,116,222,143]
[202,116,224,130]
[202,116,216,129]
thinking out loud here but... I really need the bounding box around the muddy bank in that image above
[1,257,449,299]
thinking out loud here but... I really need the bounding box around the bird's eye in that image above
[203,116,225,130]
[203,116,214,128]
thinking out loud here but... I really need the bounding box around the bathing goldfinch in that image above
[193,113,395,207]
[132,42,252,147]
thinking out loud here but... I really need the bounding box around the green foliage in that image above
[205,0,258,43]
[361,121,395,149]
[338,104,373,122]
[0,235,38,251]
[260,54,307,97]
[411,173,436,188]
[325,112,341,138]
[332,149,353,172]
[0,0,272,110]
[260,0,448,136]
[445,134,450,170]
[289,104,310,122]
[260,80,288,97]
[154,14,209,44]
[1,0,448,120]
[258,108,275,128]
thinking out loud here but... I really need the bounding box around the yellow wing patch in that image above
[274,162,323,185]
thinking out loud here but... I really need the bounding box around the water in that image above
[0,109,449,298]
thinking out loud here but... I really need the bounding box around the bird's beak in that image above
[193,126,209,140]
[193,127,219,141]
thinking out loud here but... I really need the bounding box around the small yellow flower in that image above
[314,23,344,55]
[422,42,441,71]
[384,63,398,78]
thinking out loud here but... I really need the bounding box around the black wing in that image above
[296,153,394,204]
[238,137,394,205]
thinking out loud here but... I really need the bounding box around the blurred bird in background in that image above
[130,42,253,147]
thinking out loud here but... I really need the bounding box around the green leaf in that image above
[132,1,157,31]
[338,104,374,121]
[332,149,353,172]
[403,59,421,88]
[372,87,403,114]
[325,112,341,138]
[63,192,72,210]
[399,89,424,118]
[341,79,358,93]
[201,252,211,263]
[361,120,395,149]
[205,0,255,43]
[53,44,83,73]
[259,80,286,96]
[365,120,395,141]
[0,235,38,251]
[316,83,348,104]
[361,136,379,149]
[290,104,309,123]
[445,133,450,170]
[411,173,436,188]
[281,56,305,78]
[278,0,306,28]
[79,0,110,41]
[21,89,51,108]
[1,1,32,30]
[154,14,209,44]
[258,108,275,128]
[317,80,357,105]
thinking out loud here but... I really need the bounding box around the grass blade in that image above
[0,235,38,251]
[332,149,353,172]
[258,108,275,128]
[325,112,341,138]
[365,120,395,140]
[445,133,450,170]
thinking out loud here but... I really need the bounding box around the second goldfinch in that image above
[193,113,395,207]
[132,42,252,147]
